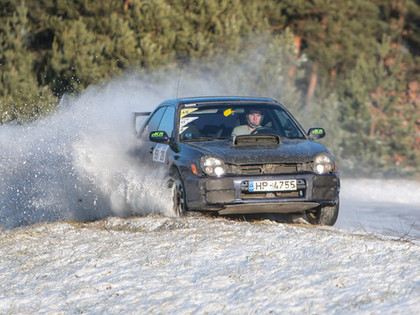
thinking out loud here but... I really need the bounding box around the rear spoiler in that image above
[132,111,151,133]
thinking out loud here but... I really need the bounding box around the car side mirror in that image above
[149,131,169,143]
[308,128,326,140]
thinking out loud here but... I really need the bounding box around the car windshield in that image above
[179,103,306,141]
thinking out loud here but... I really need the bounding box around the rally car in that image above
[134,96,340,225]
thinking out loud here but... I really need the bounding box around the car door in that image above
[138,105,176,169]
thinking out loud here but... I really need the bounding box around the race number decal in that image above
[153,144,169,163]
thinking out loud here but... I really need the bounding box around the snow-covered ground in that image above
[0,180,419,314]
[0,75,419,313]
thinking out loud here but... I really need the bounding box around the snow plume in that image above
[0,71,225,229]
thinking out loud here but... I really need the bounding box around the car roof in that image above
[160,96,281,107]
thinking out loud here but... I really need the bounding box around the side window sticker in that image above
[180,108,198,118]
[179,116,199,134]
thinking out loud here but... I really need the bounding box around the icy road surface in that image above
[0,179,419,314]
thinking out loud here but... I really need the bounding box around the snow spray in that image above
[0,70,226,229]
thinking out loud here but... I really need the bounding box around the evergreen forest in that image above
[1,0,419,177]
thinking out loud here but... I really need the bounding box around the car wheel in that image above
[169,171,187,216]
[304,204,339,226]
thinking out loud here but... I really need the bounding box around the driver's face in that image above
[248,110,262,125]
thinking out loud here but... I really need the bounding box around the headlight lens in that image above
[200,156,226,177]
[313,154,334,174]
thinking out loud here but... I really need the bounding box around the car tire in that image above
[169,171,187,216]
[304,204,339,226]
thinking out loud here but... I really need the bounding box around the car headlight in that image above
[313,153,334,174]
[200,156,226,177]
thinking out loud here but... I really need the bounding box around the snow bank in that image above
[338,179,420,241]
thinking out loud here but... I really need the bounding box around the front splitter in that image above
[217,202,320,215]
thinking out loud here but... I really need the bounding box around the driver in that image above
[231,109,263,136]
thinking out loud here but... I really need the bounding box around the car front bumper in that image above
[184,172,340,215]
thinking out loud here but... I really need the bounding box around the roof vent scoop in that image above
[233,134,281,146]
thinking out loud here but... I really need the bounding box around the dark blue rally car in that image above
[134,96,340,225]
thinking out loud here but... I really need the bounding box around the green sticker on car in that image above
[312,129,324,135]
[151,131,164,138]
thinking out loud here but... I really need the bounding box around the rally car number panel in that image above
[153,143,169,163]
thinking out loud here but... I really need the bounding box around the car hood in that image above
[185,139,329,164]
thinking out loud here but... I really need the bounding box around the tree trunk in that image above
[305,62,318,108]
[287,35,302,87]
[124,0,134,10]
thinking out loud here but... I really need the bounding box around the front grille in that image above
[226,163,311,175]
[241,191,301,199]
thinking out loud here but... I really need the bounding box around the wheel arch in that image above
[169,164,182,178]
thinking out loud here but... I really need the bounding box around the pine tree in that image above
[339,35,419,174]
[265,0,382,107]
[0,2,56,124]
[48,18,112,95]
[106,12,141,70]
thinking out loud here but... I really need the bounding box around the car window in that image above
[158,106,175,137]
[179,103,305,141]
[275,110,305,139]
[140,107,167,138]
[179,107,237,140]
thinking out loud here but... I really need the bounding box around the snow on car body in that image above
[134,96,340,225]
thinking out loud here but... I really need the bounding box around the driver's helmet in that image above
[245,108,264,129]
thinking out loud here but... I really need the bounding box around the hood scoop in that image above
[233,134,281,146]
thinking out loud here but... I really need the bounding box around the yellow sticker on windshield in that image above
[181,108,198,118]
[224,109,232,117]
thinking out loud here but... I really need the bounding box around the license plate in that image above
[248,179,297,192]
